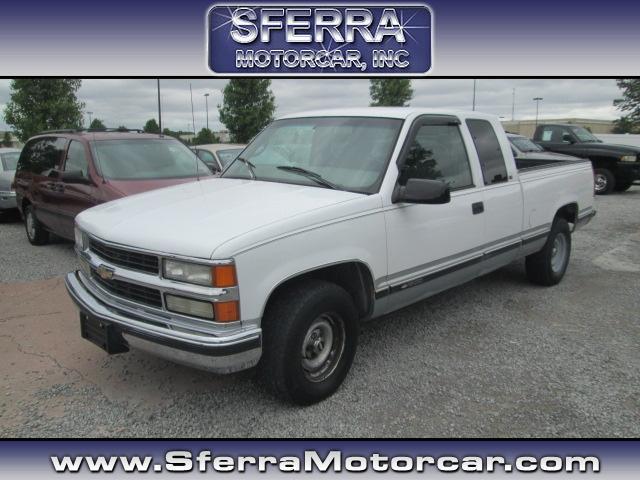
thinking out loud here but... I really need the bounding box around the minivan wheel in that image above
[593,168,615,195]
[24,205,49,245]
[525,218,571,286]
[258,279,358,405]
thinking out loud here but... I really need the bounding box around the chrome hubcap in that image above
[551,233,568,273]
[301,313,345,382]
[26,211,35,239]
[594,173,607,193]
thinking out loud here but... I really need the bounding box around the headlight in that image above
[74,227,87,250]
[620,155,637,163]
[163,259,237,287]
[165,294,214,319]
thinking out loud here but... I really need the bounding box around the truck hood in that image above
[76,178,364,259]
[577,142,640,156]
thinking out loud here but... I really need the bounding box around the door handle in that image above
[472,201,484,215]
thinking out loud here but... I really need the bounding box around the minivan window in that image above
[64,141,90,177]
[401,123,473,190]
[222,117,403,194]
[17,137,66,175]
[0,152,20,171]
[216,148,244,167]
[466,119,508,185]
[92,139,210,180]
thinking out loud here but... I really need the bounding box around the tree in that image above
[89,118,106,130]
[116,125,128,131]
[612,116,636,134]
[614,79,640,130]
[2,131,12,147]
[369,79,413,107]
[218,79,275,143]
[143,118,160,134]
[193,128,219,145]
[3,79,85,142]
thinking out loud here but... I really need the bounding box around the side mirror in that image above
[393,178,451,204]
[62,170,91,184]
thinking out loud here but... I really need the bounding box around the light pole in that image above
[204,93,210,130]
[87,111,93,128]
[511,88,516,121]
[472,79,477,111]
[189,83,196,135]
[533,97,543,126]
[157,79,162,134]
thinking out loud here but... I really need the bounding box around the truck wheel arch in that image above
[261,261,376,322]
[555,202,578,226]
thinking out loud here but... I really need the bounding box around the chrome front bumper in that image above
[65,271,262,373]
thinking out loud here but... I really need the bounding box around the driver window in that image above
[64,141,89,178]
[400,123,473,191]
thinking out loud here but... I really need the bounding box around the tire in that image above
[24,204,49,245]
[258,279,359,405]
[614,181,633,192]
[593,168,615,195]
[525,218,571,286]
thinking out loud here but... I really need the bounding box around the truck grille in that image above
[91,270,162,308]
[89,238,159,274]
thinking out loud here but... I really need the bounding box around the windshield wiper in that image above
[235,156,256,179]
[276,165,339,190]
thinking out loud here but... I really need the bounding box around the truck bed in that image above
[515,157,588,172]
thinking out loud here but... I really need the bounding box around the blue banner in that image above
[207,3,433,75]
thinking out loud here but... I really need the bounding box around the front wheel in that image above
[593,168,615,195]
[258,279,359,405]
[525,218,571,286]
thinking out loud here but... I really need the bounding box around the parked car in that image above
[14,129,210,245]
[193,144,245,173]
[533,124,640,194]
[0,147,21,214]
[507,133,582,163]
[66,109,595,404]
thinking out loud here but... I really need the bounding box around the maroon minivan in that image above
[13,129,211,245]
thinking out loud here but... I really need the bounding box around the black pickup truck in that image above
[533,124,640,194]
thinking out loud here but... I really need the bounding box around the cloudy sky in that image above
[0,79,623,133]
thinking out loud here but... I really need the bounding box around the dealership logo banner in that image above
[207,2,433,76]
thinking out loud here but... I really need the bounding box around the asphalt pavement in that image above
[1,189,639,437]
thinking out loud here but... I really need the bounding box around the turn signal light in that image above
[214,301,239,322]
[213,265,237,288]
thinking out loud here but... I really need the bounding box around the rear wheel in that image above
[24,204,49,245]
[525,218,571,286]
[593,168,615,195]
[258,279,359,405]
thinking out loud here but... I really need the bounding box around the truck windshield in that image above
[92,139,211,180]
[570,126,600,143]
[510,137,543,152]
[222,117,403,194]
[1,152,20,171]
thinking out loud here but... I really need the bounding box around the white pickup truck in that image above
[66,108,596,404]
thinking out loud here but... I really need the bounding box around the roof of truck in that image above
[279,107,498,121]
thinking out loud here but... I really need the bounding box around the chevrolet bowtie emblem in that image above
[96,264,115,280]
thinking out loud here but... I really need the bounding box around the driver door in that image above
[382,116,485,309]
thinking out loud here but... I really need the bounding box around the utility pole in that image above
[511,88,516,121]
[157,79,162,134]
[533,97,543,127]
[190,83,196,134]
[204,93,210,130]
[472,79,477,111]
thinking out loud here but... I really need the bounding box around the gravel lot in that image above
[1,189,639,437]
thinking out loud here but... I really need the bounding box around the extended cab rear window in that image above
[466,119,508,185]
